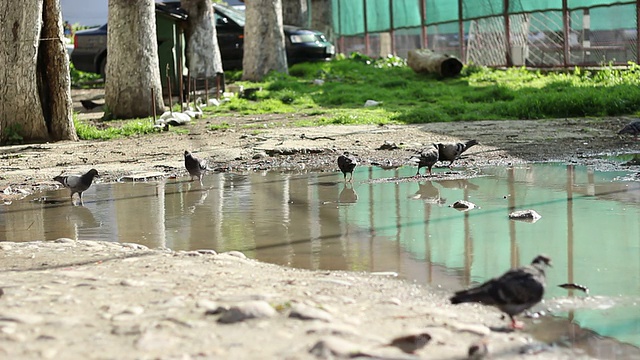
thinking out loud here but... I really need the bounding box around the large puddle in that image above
[2,163,640,355]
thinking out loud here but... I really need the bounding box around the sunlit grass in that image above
[200,55,640,125]
[74,117,157,140]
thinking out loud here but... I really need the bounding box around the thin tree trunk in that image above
[40,0,77,141]
[106,0,165,119]
[0,0,49,144]
[181,0,223,78]
[311,0,334,45]
[242,0,288,81]
[282,0,308,27]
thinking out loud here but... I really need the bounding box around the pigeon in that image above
[80,99,102,110]
[450,254,552,329]
[618,120,640,140]
[337,152,357,182]
[411,144,439,176]
[53,168,99,206]
[184,150,207,185]
[436,139,479,168]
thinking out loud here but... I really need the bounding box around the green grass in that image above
[74,117,157,140]
[199,56,640,126]
[207,122,232,131]
[70,63,102,88]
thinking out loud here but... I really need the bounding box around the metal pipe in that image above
[363,0,369,56]
[504,0,511,66]
[419,0,427,48]
[458,0,465,60]
[389,0,395,55]
[562,0,570,67]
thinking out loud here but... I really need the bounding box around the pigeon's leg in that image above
[415,168,421,177]
[348,172,353,183]
[428,167,432,176]
[343,173,347,182]
[509,316,525,329]
[78,192,84,206]
[198,174,203,186]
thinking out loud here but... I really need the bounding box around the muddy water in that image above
[2,163,640,354]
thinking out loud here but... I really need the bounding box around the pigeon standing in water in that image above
[337,152,357,182]
[450,254,551,329]
[618,120,640,140]
[411,144,439,176]
[436,139,479,168]
[53,169,99,206]
[184,151,207,185]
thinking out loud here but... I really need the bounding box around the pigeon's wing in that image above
[451,266,544,307]
[64,175,82,189]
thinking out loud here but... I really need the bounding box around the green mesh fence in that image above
[332,0,639,66]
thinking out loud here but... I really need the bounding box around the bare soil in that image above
[0,89,639,359]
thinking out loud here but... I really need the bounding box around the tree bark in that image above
[0,1,49,144]
[106,0,165,119]
[40,0,78,141]
[282,0,308,27]
[180,0,223,78]
[242,0,288,81]
[310,0,334,44]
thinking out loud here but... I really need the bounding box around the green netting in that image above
[333,0,637,36]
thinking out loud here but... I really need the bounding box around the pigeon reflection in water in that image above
[411,181,444,204]
[338,183,358,203]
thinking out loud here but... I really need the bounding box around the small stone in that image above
[0,313,44,324]
[450,200,477,210]
[389,332,431,354]
[468,338,489,359]
[196,299,219,311]
[224,251,247,259]
[120,279,145,287]
[196,249,217,255]
[509,209,542,223]
[54,238,75,244]
[121,243,149,250]
[309,337,362,358]
[217,301,276,324]
[289,303,333,322]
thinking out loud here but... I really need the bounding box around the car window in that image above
[213,4,245,27]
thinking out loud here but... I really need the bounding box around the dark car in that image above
[71,2,335,76]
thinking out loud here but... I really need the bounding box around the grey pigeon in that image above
[618,120,640,140]
[184,151,207,185]
[337,152,357,182]
[411,144,439,176]
[53,168,99,206]
[450,254,551,329]
[436,139,479,168]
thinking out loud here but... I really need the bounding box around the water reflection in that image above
[1,164,640,350]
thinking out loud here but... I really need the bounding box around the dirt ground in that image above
[1,90,639,359]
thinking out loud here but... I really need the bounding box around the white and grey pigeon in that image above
[436,139,479,168]
[337,152,357,182]
[411,144,439,176]
[618,120,640,140]
[53,168,99,206]
[184,150,207,185]
[450,254,551,329]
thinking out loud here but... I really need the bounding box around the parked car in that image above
[71,2,334,76]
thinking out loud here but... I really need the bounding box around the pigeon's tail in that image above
[463,139,479,153]
[450,286,496,305]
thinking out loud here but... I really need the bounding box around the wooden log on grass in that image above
[407,49,463,78]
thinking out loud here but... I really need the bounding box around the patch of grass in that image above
[69,63,101,88]
[196,56,640,125]
[208,122,231,131]
[74,117,156,140]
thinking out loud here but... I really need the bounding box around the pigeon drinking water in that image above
[53,169,99,206]
[184,151,207,185]
[411,144,439,176]
[449,254,551,329]
[337,152,357,182]
[436,139,479,168]
[618,120,640,140]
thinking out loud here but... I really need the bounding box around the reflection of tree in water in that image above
[437,178,479,190]
[338,183,358,203]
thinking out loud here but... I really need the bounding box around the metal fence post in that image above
[562,0,570,67]
[458,0,465,60]
[420,0,427,48]
[504,0,511,66]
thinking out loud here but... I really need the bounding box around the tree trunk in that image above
[40,0,77,141]
[282,0,308,27]
[242,0,288,82]
[180,0,223,78]
[0,1,49,144]
[310,0,334,44]
[106,0,165,119]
